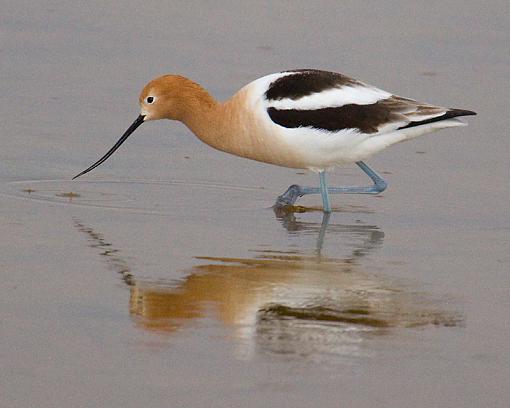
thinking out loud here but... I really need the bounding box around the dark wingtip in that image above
[397,108,476,131]
[449,109,477,117]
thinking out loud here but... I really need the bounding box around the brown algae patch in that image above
[56,192,81,198]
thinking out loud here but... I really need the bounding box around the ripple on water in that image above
[0,178,267,214]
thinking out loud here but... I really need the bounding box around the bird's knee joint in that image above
[376,180,388,193]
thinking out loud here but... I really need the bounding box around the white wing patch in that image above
[237,71,473,170]
[267,84,391,110]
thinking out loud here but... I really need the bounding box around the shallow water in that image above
[2,1,509,407]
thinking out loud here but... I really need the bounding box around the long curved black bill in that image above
[73,114,145,180]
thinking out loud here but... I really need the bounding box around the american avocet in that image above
[74,69,476,212]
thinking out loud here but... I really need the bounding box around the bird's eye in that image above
[146,96,155,104]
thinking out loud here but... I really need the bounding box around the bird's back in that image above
[226,69,475,170]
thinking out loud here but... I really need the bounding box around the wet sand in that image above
[1,1,509,407]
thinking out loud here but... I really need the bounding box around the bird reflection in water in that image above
[74,210,462,360]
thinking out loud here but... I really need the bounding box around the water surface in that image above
[1,1,509,407]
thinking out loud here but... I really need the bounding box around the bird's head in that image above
[73,74,213,180]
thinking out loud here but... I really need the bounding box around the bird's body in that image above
[74,69,476,212]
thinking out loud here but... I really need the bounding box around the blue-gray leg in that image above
[275,161,387,212]
[319,170,331,213]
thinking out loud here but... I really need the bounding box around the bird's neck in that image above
[179,86,308,168]
[177,82,218,121]
[178,85,233,151]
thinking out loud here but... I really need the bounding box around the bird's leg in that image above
[275,161,387,212]
[315,211,331,254]
[319,170,332,213]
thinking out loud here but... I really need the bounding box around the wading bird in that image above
[74,69,475,212]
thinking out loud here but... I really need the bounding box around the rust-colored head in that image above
[73,74,216,179]
[139,75,215,122]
